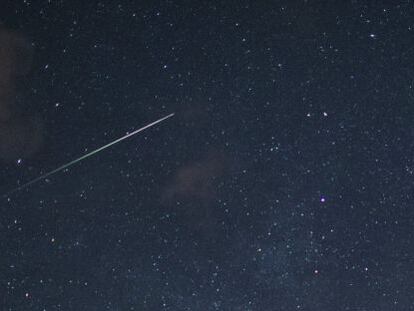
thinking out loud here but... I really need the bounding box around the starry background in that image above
[1,1,414,310]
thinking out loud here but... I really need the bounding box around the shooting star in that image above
[4,113,174,197]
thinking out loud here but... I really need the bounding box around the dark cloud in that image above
[0,27,43,162]
[161,150,228,238]
[162,150,227,202]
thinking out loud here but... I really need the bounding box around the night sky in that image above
[1,1,414,310]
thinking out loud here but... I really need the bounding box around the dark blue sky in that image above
[1,1,414,310]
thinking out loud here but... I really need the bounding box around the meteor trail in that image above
[4,113,174,197]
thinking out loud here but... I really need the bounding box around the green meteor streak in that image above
[4,113,174,197]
